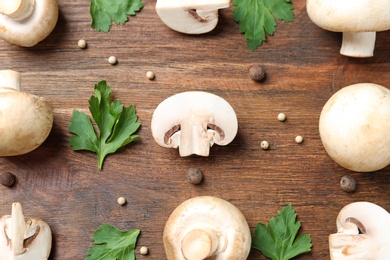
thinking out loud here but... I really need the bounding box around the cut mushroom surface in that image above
[151,91,238,157]
[329,202,390,259]
[0,0,58,46]
[163,196,251,260]
[0,70,53,156]
[0,202,52,260]
[319,83,390,172]
[156,0,230,34]
[306,0,390,57]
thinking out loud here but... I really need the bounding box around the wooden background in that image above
[0,0,389,259]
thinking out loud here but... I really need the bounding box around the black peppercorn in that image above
[187,168,203,185]
[0,172,15,187]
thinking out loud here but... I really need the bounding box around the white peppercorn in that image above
[140,246,149,255]
[295,135,303,144]
[261,140,270,150]
[117,197,126,206]
[146,71,155,80]
[108,56,117,65]
[78,39,87,49]
[277,113,286,122]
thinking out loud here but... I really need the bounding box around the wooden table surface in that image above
[0,0,389,259]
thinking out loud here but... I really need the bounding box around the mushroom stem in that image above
[11,203,26,256]
[340,32,376,58]
[0,0,35,21]
[0,70,21,91]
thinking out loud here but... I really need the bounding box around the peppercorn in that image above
[261,140,270,150]
[78,39,87,49]
[0,172,15,187]
[146,71,155,80]
[277,113,286,122]
[117,197,126,206]
[108,56,117,65]
[187,168,203,185]
[249,65,266,82]
[140,246,149,255]
[340,175,356,193]
[295,135,304,144]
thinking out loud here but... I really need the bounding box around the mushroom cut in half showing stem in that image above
[329,202,390,259]
[319,83,390,172]
[306,0,390,57]
[163,196,251,260]
[0,0,58,46]
[155,0,230,34]
[0,70,53,156]
[0,202,52,260]
[151,91,238,157]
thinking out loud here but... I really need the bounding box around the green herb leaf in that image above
[68,81,140,170]
[90,0,144,32]
[85,224,140,260]
[252,204,312,260]
[233,0,294,51]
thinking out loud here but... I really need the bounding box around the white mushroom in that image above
[163,196,251,260]
[151,91,238,157]
[0,70,53,156]
[155,0,230,34]
[306,0,390,57]
[329,202,390,259]
[0,202,52,260]
[0,0,58,47]
[319,83,390,172]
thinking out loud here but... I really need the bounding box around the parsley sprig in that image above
[252,204,312,260]
[233,0,294,51]
[68,81,140,170]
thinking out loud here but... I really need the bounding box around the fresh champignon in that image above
[155,0,230,34]
[329,202,390,259]
[163,196,251,260]
[0,202,52,260]
[306,0,390,57]
[0,0,58,47]
[319,83,390,172]
[0,70,53,156]
[151,91,238,157]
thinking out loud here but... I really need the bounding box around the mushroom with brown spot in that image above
[306,0,390,57]
[0,0,58,47]
[151,91,238,157]
[163,196,251,260]
[0,202,52,260]
[329,201,390,259]
[0,70,53,156]
[155,0,230,34]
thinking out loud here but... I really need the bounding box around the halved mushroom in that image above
[0,70,53,156]
[0,0,58,47]
[329,202,390,259]
[0,202,52,260]
[319,83,390,172]
[151,91,238,157]
[306,0,390,57]
[155,0,230,34]
[163,196,251,260]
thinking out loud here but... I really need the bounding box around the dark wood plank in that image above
[0,0,389,259]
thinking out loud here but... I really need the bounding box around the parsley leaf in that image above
[90,0,144,32]
[252,204,312,260]
[68,81,140,170]
[85,224,140,260]
[232,0,294,51]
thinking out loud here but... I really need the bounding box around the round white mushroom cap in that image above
[319,83,390,172]
[163,196,251,260]
[151,91,238,157]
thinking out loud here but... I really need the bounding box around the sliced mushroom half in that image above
[151,91,238,157]
[0,202,52,260]
[329,202,390,259]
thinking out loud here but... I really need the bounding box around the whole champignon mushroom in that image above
[0,0,58,47]
[0,202,52,260]
[306,0,390,57]
[319,83,390,172]
[151,91,238,157]
[0,70,53,156]
[329,202,390,259]
[155,0,230,34]
[163,196,251,260]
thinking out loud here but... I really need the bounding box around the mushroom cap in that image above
[0,87,53,156]
[163,196,251,260]
[155,0,230,34]
[319,83,390,172]
[151,91,238,156]
[0,0,58,47]
[306,0,390,32]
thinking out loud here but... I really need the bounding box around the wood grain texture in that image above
[0,0,389,259]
